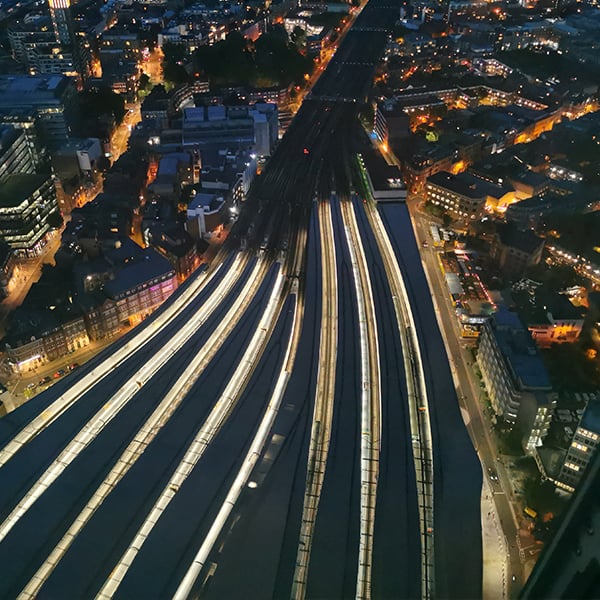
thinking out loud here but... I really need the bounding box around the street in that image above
[406,195,524,596]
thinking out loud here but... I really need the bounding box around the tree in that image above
[138,73,151,91]
[290,26,306,50]
[162,41,187,65]
[73,87,126,138]
[47,211,64,230]
[163,62,189,85]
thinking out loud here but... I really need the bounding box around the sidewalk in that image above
[3,330,130,411]
[405,199,516,597]
[482,481,508,600]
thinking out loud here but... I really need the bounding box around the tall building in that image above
[477,309,556,448]
[557,399,600,494]
[0,126,38,182]
[0,174,59,256]
[520,450,600,599]
[46,0,90,80]
[48,0,75,47]
[0,74,76,150]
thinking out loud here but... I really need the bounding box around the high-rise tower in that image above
[48,0,74,47]
[47,0,89,81]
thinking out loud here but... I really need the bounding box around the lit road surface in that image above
[0,0,482,595]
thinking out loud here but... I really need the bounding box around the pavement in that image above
[2,331,132,411]
[405,196,524,598]
[0,230,62,334]
[0,228,231,415]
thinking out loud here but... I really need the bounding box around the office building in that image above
[0,126,38,182]
[557,399,600,493]
[521,450,600,599]
[425,170,514,220]
[49,0,75,46]
[0,174,59,256]
[0,74,76,150]
[477,309,556,439]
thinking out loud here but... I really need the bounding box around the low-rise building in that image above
[524,291,585,348]
[186,191,225,239]
[425,170,513,220]
[148,224,200,279]
[490,222,544,277]
[4,306,89,372]
[360,151,406,203]
[103,249,178,327]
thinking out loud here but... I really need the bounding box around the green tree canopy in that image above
[193,29,314,88]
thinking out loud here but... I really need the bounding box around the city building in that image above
[4,305,89,373]
[359,151,407,203]
[49,0,75,47]
[0,125,38,182]
[490,223,545,277]
[477,309,556,440]
[182,105,255,150]
[505,190,598,230]
[0,241,17,298]
[148,153,197,200]
[0,174,59,256]
[425,170,514,220]
[524,291,585,348]
[181,103,278,156]
[186,191,225,239]
[147,224,200,279]
[556,399,600,494]
[521,449,600,599]
[103,249,178,327]
[0,74,76,150]
[48,0,90,78]
[403,146,455,193]
[7,16,56,68]
[248,103,278,157]
[374,100,411,148]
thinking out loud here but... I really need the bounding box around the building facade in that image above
[0,174,59,256]
[478,309,555,442]
[426,170,513,220]
[557,399,600,493]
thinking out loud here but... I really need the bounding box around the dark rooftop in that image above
[428,170,511,200]
[0,174,48,208]
[497,222,544,254]
[581,398,600,435]
[493,308,552,390]
[104,249,175,298]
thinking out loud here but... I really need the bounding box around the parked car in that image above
[488,467,499,482]
[39,376,52,386]
[68,362,80,371]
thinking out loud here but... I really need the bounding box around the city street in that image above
[111,104,141,163]
[0,230,62,336]
[406,196,524,596]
